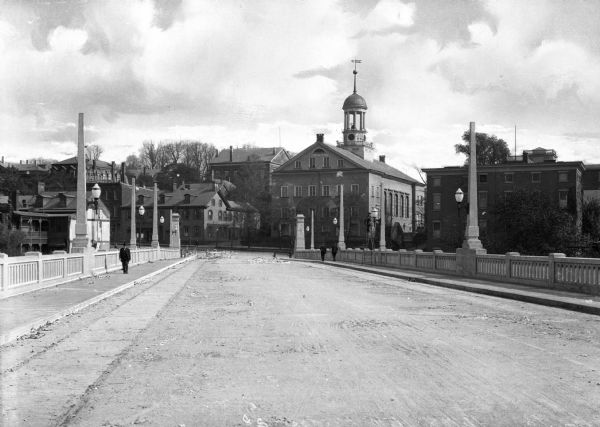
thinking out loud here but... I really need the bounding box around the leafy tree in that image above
[0,222,25,256]
[582,198,600,239]
[0,166,26,193]
[455,130,510,165]
[487,189,575,255]
[125,154,142,169]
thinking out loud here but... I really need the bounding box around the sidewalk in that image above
[294,259,600,316]
[0,257,192,346]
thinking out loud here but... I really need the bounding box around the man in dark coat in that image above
[319,245,327,262]
[119,242,131,273]
[331,244,338,261]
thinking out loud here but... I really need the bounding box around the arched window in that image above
[208,210,213,220]
[218,211,223,220]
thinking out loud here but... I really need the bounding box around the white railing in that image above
[0,246,182,296]
[294,249,600,296]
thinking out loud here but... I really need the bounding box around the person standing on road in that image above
[319,244,327,262]
[119,242,131,274]
[331,244,338,261]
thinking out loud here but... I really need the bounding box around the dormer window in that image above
[184,194,191,204]
[137,195,144,204]
[159,194,165,204]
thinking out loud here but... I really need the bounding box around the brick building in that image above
[271,68,425,249]
[422,147,585,251]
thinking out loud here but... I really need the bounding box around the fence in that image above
[294,248,600,296]
[0,247,181,297]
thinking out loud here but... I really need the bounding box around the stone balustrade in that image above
[294,248,600,296]
[0,247,181,298]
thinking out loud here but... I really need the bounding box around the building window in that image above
[195,209,201,219]
[350,206,359,217]
[309,157,316,168]
[322,185,330,197]
[351,184,359,195]
[531,172,541,183]
[309,185,316,197]
[280,186,288,198]
[504,173,513,183]
[371,185,374,198]
[218,211,222,220]
[193,226,200,235]
[281,208,289,219]
[294,186,302,197]
[337,159,344,168]
[478,191,488,210]
[294,160,301,169]
[322,207,329,217]
[433,221,441,239]
[323,157,330,168]
[432,176,441,187]
[479,174,487,184]
[433,193,441,211]
[394,194,399,216]
[208,210,213,220]
[405,195,410,217]
[400,194,404,217]
[558,171,568,183]
[218,200,223,207]
[336,184,341,196]
[183,226,189,236]
[558,190,568,208]
[504,190,513,199]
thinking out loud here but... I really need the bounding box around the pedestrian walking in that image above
[319,245,327,262]
[331,244,338,261]
[119,242,131,274]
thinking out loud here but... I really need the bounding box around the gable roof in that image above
[274,141,422,185]
[211,147,291,165]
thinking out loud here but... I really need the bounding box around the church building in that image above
[271,66,425,249]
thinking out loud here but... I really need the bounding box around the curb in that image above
[0,256,195,346]
[293,259,600,316]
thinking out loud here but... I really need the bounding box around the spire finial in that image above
[351,58,362,94]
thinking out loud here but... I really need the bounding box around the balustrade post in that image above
[415,249,422,268]
[506,252,520,280]
[25,252,43,283]
[0,253,8,291]
[433,249,443,271]
[548,253,566,286]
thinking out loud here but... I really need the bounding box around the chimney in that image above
[26,160,29,164]
[37,182,45,194]
[273,147,276,155]
[1,156,4,163]
[20,160,22,164]
[316,134,324,143]
[173,181,177,192]
[92,159,96,170]
[229,145,233,162]
[34,159,37,165]
[121,162,126,182]
[379,155,386,163]
[111,161,115,181]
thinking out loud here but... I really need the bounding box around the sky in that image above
[1,0,600,179]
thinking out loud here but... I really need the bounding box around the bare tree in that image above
[139,140,160,169]
[162,141,185,165]
[182,141,218,180]
[86,144,104,160]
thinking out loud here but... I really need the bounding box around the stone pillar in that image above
[151,182,159,248]
[72,113,89,252]
[129,177,137,248]
[338,184,346,250]
[462,121,484,250]
[310,209,315,250]
[169,210,180,248]
[379,182,386,250]
[295,214,305,251]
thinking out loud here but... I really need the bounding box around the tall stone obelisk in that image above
[462,121,484,250]
[151,182,159,248]
[379,182,386,250]
[338,184,346,250]
[71,113,89,252]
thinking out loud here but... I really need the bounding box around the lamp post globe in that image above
[91,183,101,200]
[455,188,464,204]
[159,215,164,224]
[333,217,338,225]
[138,205,145,216]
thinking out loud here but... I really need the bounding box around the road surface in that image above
[1,252,599,426]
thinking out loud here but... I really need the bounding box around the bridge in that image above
[1,251,599,426]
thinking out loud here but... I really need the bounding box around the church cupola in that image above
[340,59,374,160]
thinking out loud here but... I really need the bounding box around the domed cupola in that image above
[339,60,374,160]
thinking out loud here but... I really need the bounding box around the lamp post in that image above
[455,188,465,248]
[159,215,164,246]
[138,205,145,246]
[91,183,101,248]
[333,217,338,243]
[306,225,310,249]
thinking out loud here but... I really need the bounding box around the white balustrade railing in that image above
[0,246,182,296]
[293,248,600,295]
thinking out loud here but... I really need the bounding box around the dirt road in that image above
[1,252,599,426]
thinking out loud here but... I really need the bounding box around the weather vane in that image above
[351,59,362,93]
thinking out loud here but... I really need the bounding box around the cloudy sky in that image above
[1,0,600,178]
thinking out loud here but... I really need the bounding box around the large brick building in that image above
[271,68,425,249]
[422,147,586,251]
